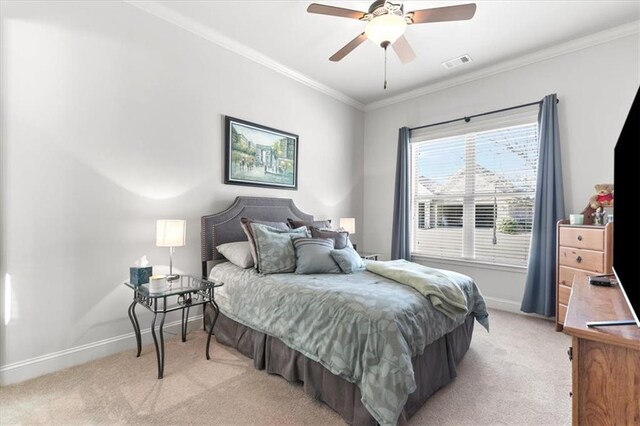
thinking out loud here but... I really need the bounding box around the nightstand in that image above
[124,275,223,379]
[358,252,380,261]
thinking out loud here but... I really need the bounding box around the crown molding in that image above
[121,2,638,114]
[124,1,366,111]
[365,20,640,111]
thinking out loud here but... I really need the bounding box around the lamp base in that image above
[167,274,180,282]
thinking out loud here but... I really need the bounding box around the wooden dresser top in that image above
[564,277,640,351]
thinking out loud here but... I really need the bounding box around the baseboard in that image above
[483,296,524,314]
[0,315,203,386]
[484,296,554,321]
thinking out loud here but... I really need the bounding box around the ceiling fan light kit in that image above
[364,13,407,47]
[307,1,477,89]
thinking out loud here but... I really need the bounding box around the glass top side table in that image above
[124,275,223,379]
[357,252,381,261]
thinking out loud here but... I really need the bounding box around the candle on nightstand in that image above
[149,275,167,293]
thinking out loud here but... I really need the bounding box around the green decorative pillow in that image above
[240,217,289,268]
[330,246,365,274]
[292,237,341,274]
[251,223,309,274]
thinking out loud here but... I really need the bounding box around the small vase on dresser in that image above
[555,220,613,331]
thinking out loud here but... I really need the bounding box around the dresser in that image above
[563,277,640,425]
[556,220,613,331]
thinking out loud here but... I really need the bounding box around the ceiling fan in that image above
[307,1,477,88]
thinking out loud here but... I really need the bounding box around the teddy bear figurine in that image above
[589,184,614,209]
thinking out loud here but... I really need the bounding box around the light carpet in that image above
[0,309,571,425]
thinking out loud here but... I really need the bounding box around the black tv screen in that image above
[613,86,640,327]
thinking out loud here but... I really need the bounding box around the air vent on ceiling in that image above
[442,54,472,70]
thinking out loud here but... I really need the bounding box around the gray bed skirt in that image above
[205,307,475,425]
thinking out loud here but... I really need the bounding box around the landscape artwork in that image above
[224,116,298,190]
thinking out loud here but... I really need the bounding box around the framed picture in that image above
[224,116,298,190]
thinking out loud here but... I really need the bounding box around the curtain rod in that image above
[409,98,559,132]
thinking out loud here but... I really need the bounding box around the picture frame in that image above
[224,116,298,190]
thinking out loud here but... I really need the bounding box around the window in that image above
[410,110,539,267]
[475,204,496,228]
[417,202,427,229]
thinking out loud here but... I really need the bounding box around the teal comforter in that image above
[209,261,489,425]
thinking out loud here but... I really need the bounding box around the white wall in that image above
[363,34,639,311]
[0,1,364,384]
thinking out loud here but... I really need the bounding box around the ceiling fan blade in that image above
[392,36,416,64]
[330,33,367,62]
[409,3,477,24]
[307,3,366,20]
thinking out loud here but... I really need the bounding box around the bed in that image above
[201,196,488,425]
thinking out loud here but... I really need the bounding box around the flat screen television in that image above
[612,86,640,327]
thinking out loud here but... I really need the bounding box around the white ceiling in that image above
[147,1,639,107]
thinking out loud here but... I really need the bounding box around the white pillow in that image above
[216,241,254,269]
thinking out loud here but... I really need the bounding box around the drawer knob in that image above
[577,235,583,241]
[576,256,582,263]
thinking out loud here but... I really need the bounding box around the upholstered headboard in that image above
[201,196,314,277]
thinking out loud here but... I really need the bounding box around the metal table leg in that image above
[206,299,220,360]
[158,312,166,378]
[151,312,167,379]
[181,306,190,342]
[127,300,141,357]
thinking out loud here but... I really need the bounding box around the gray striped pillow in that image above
[292,237,341,274]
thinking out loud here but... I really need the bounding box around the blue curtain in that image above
[391,127,411,260]
[521,94,565,316]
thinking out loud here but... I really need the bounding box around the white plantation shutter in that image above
[410,107,539,267]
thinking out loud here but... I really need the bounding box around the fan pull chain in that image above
[384,45,388,90]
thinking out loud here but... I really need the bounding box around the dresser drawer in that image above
[558,284,571,306]
[558,266,593,287]
[559,227,604,251]
[558,247,604,273]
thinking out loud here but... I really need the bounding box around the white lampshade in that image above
[156,220,186,247]
[365,14,407,47]
[340,218,356,235]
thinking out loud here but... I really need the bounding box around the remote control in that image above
[589,276,612,287]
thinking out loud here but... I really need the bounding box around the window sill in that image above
[411,254,528,274]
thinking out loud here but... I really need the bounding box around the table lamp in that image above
[156,219,186,281]
[339,217,356,250]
